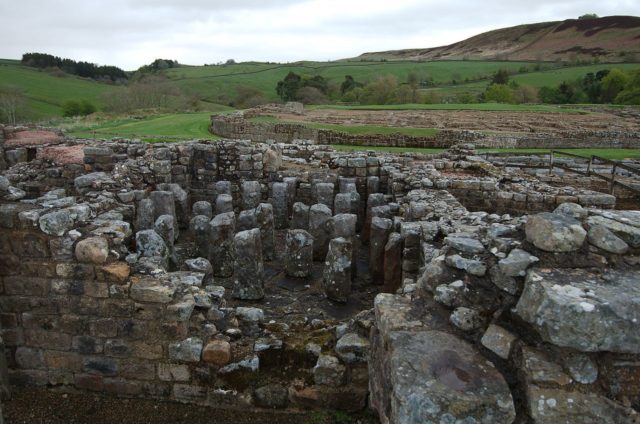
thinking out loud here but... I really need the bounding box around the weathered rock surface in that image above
[284,229,314,278]
[370,327,515,424]
[309,203,333,261]
[515,268,640,353]
[526,385,637,424]
[232,228,264,300]
[208,212,235,278]
[525,212,586,252]
[369,216,392,282]
[587,224,630,254]
[75,236,109,264]
[322,237,352,302]
[585,214,640,248]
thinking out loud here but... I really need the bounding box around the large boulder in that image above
[370,327,515,424]
[525,212,586,252]
[515,268,640,353]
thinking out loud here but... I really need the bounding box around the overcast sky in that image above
[0,1,637,70]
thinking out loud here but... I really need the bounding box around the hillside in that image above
[0,59,116,120]
[356,16,640,63]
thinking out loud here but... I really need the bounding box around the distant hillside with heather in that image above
[356,15,640,63]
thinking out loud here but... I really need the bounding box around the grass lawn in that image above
[479,148,640,160]
[332,145,640,160]
[69,112,221,142]
[246,116,439,137]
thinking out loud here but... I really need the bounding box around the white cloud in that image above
[0,0,637,69]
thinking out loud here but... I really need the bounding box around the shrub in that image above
[62,100,96,117]
[295,86,328,105]
[484,84,513,103]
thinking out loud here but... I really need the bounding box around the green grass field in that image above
[247,116,440,137]
[426,63,640,96]
[165,60,537,103]
[333,145,640,160]
[0,61,116,120]
[68,112,221,142]
[62,110,640,161]
[2,57,638,122]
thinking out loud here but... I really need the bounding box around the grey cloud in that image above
[0,0,637,69]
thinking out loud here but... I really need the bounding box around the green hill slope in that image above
[165,60,535,103]
[356,15,640,63]
[0,59,116,120]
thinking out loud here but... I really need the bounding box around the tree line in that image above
[21,53,128,82]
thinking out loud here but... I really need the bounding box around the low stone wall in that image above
[210,113,482,149]
[210,113,640,149]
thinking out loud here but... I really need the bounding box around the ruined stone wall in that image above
[2,136,639,421]
[210,114,640,149]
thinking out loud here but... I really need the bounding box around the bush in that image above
[62,100,96,117]
[295,86,328,105]
[512,85,539,104]
[484,84,513,103]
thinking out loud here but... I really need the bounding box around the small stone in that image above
[75,236,109,264]
[254,384,289,409]
[434,280,464,307]
[498,248,539,277]
[335,333,369,364]
[562,353,598,384]
[314,354,346,386]
[450,307,484,331]
[135,229,167,258]
[445,254,487,276]
[444,235,485,254]
[554,202,587,220]
[39,209,74,236]
[481,324,517,360]
[202,340,231,365]
[168,337,203,363]
[185,257,213,276]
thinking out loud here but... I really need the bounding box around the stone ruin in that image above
[0,125,640,423]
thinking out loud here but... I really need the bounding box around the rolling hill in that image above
[356,16,640,63]
[0,59,116,120]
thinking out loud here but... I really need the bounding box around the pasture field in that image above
[165,60,535,103]
[0,60,116,119]
[62,111,640,161]
[247,116,440,137]
[2,57,639,121]
[68,112,221,142]
[425,63,640,96]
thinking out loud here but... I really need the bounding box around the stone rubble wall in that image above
[368,185,640,423]
[1,136,639,421]
[210,113,640,149]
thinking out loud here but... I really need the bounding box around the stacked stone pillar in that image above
[285,229,314,278]
[232,228,264,300]
[309,204,334,261]
[369,217,393,283]
[322,237,353,303]
[209,212,236,277]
